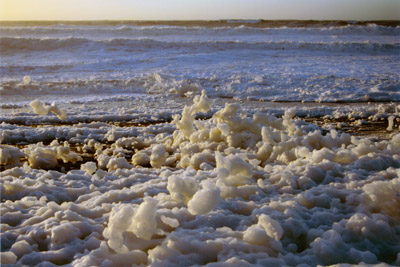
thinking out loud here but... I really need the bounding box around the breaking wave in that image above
[1,36,398,54]
[1,23,399,37]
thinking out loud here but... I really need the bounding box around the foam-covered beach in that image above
[1,20,400,266]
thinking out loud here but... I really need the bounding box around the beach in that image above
[1,20,400,266]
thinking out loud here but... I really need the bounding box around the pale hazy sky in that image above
[1,0,399,21]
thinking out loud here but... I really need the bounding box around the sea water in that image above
[1,20,399,104]
[1,20,400,266]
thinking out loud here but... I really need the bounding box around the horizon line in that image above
[1,18,399,22]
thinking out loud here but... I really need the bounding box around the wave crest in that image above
[1,37,399,54]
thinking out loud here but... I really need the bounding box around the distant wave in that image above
[1,19,399,28]
[1,36,398,54]
[226,19,262,24]
[1,23,399,37]
[0,37,93,52]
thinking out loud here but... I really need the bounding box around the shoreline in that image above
[1,112,398,172]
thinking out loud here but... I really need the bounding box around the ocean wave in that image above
[1,72,399,103]
[1,23,399,37]
[1,36,398,54]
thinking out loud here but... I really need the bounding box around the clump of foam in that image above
[80,162,97,175]
[132,151,150,167]
[24,144,58,169]
[103,197,163,254]
[170,80,201,96]
[127,197,160,240]
[173,90,211,139]
[187,180,221,215]
[0,145,25,168]
[362,177,400,221]
[216,152,253,186]
[72,242,148,266]
[387,116,395,131]
[258,214,284,241]
[51,222,82,245]
[243,214,283,253]
[150,144,168,168]
[23,75,31,85]
[30,99,67,120]
[167,175,199,204]
[106,157,132,171]
[55,141,82,164]
[23,141,82,169]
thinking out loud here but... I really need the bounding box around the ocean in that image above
[1,20,399,104]
[1,20,400,266]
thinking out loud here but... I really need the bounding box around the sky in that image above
[0,0,399,21]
